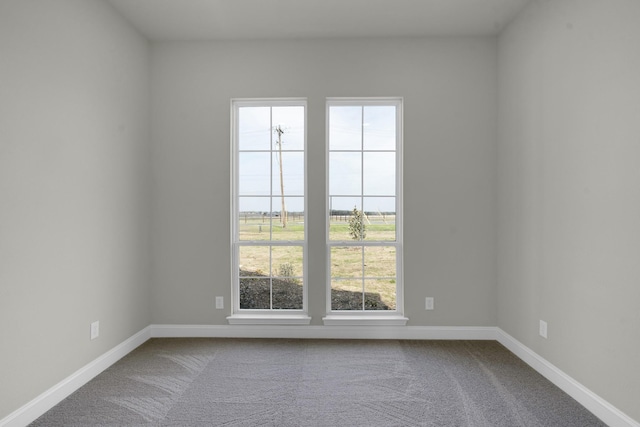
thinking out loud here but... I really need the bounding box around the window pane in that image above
[331,279,364,310]
[239,107,271,150]
[271,245,303,310]
[234,100,306,314]
[364,279,396,310]
[329,106,361,150]
[272,279,303,309]
[270,197,304,240]
[272,151,304,196]
[238,197,271,241]
[364,246,396,277]
[240,278,271,309]
[239,246,270,277]
[329,152,361,195]
[363,152,395,196]
[330,246,363,279]
[363,106,396,150]
[329,196,361,213]
[238,152,270,195]
[329,197,362,241]
[326,99,401,314]
[363,197,396,241]
[272,246,303,278]
[272,106,304,151]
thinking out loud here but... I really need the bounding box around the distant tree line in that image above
[240,211,304,216]
[330,210,395,216]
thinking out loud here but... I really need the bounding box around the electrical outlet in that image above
[539,320,548,339]
[90,321,99,340]
[215,296,224,309]
[425,297,434,310]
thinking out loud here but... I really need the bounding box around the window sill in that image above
[322,315,409,326]
[227,314,312,325]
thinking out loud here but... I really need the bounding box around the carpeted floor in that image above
[31,338,606,426]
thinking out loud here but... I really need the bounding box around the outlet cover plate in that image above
[90,321,99,340]
[215,296,224,309]
[425,297,434,310]
[539,320,548,339]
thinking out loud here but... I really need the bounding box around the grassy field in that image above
[238,214,397,310]
[238,214,396,241]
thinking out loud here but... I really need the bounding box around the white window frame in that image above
[323,97,407,326]
[228,98,310,325]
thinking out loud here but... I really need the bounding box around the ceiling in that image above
[107,0,531,41]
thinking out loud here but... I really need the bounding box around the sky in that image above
[237,104,397,214]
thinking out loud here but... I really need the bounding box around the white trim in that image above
[496,329,640,427]
[322,315,408,326]
[0,326,151,427]
[230,98,309,316]
[226,314,312,325]
[325,97,405,316]
[150,324,495,340]
[325,97,406,106]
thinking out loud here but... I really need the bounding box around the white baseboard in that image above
[496,328,640,427]
[149,324,497,340]
[0,326,151,427]
[3,324,637,427]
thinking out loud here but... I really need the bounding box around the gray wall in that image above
[497,0,640,421]
[150,38,498,326]
[0,0,151,419]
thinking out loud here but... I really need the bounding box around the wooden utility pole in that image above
[274,125,287,228]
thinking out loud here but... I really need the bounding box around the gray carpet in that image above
[31,339,606,426]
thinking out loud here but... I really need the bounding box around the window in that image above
[325,98,405,324]
[230,99,309,324]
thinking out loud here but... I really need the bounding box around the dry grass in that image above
[238,216,398,311]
